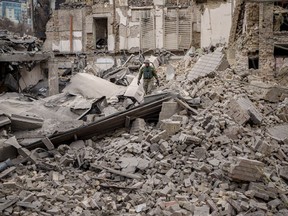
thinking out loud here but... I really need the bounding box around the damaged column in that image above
[48,58,59,96]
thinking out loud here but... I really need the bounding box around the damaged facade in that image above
[0,0,288,215]
[0,30,49,94]
[44,0,234,54]
[228,0,288,77]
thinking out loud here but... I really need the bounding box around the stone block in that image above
[228,158,264,182]
[194,147,207,160]
[70,140,85,150]
[194,205,210,216]
[264,86,288,103]
[0,140,18,162]
[41,137,55,151]
[268,199,282,209]
[267,124,288,142]
[280,166,288,181]
[0,115,11,127]
[160,120,181,136]
[159,101,180,121]
[226,97,262,125]
[253,137,271,155]
[150,130,168,143]
[130,118,146,134]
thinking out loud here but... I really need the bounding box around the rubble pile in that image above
[0,49,288,216]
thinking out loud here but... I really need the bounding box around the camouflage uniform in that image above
[138,64,159,95]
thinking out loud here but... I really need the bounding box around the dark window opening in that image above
[274,2,288,31]
[93,18,108,50]
[248,51,259,69]
[274,44,288,57]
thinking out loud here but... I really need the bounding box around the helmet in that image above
[144,60,150,64]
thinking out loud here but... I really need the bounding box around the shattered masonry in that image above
[0,0,288,216]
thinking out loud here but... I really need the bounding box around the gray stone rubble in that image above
[0,51,288,216]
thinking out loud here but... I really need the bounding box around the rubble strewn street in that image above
[0,46,288,215]
[1,0,288,215]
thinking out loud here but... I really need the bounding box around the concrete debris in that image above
[63,73,126,99]
[226,97,263,125]
[0,45,288,216]
[187,48,226,81]
[229,158,264,182]
[158,101,181,121]
[0,115,11,127]
[11,114,44,131]
[166,64,175,81]
[264,86,288,103]
[124,76,145,103]
[267,124,288,142]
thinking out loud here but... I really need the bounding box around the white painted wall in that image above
[52,31,82,52]
[201,1,233,48]
[19,64,44,90]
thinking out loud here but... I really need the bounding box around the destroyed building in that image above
[228,0,288,77]
[44,0,234,54]
[0,0,288,216]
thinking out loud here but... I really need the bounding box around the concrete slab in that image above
[267,124,288,142]
[11,114,44,131]
[0,115,11,127]
[0,139,18,162]
[63,73,126,99]
[188,49,225,81]
[124,76,145,103]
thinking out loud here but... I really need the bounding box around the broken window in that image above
[140,10,155,50]
[164,9,192,50]
[274,2,288,31]
[274,44,288,56]
[131,9,151,22]
[248,51,259,69]
[93,18,108,50]
[274,44,288,71]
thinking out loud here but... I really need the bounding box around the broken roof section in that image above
[63,73,126,99]
[0,31,49,62]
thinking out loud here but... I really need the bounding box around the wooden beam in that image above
[25,93,173,150]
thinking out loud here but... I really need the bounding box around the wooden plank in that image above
[0,166,16,179]
[41,137,55,150]
[174,98,198,115]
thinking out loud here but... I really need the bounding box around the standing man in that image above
[137,60,160,95]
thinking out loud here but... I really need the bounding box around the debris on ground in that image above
[0,47,288,216]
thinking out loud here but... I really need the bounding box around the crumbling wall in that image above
[45,1,195,54]
[232,2,259,71]
[85,4,115,52]
[258,3,288,75]
[259,3,274,75]
[44,8,85,53]
[200,0,233,48]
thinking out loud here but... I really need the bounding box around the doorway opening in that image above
[274,44,288,72]
[248,51,259,69]
[273,2,288,31]
[93,18,108,50]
